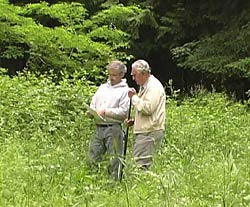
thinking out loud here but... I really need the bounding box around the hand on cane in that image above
[128,88,137,99]
[124,118,134,127]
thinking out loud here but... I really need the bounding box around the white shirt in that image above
[90,79,130,124]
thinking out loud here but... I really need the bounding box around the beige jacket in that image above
[132,75,166,134]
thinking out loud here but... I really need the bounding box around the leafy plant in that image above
[0,72,249,206]
[21,2,88,29]
[0,1,136,83]
[171,13,250,80]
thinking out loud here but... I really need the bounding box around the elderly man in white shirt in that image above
[128,59,166,169]
[88,60,130,180]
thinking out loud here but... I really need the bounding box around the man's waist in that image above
[96,123,121,127]
[134,125,165,134]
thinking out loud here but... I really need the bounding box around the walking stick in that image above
[119,99,132,181]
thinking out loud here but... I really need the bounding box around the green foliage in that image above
[22,2,88,28]
[86,25,133,61]
[89,5,154,40]
[171,19,250,79]
[0,1,136,83]
[0,73,96,141]
[79,4,158,58]
[83,4,160,57]
[0,67,8,75]
[0,73,98,206]
[22,24,113,81]
[2,0,250,87]
[0,74,249,206]
[164,91,250,206]
[88,25,130,48]
[226,57,250,78]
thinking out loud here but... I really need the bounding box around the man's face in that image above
[108,68,123,85]
[131,67,145,85]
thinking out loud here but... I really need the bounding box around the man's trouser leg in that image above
[133,130,164,169]
[88,127,107,170]
[105,124,123,180]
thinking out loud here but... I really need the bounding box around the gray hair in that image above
[132,59,151,73]
[107,60,127,75]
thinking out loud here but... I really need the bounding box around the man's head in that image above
[107,60,127,85]
[131,59,151,86]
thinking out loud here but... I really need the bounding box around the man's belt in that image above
[96,124,120,127]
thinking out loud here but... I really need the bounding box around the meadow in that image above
[0,74,249,207]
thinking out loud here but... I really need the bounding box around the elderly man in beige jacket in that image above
[128,59,166,169]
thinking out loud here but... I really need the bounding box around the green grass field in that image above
[0,75,249,206]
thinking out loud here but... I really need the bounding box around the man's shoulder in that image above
[98,82,109,89]
[148,76,161,86]
[113,80,129,89]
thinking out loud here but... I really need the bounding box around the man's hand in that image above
[96,108,106,117]
[128,88,137,99]
[124,118,134,127]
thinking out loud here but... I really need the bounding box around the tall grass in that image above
[0,74,249,206]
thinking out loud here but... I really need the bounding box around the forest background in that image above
[0,0,250,206]
[1,0,250,97]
